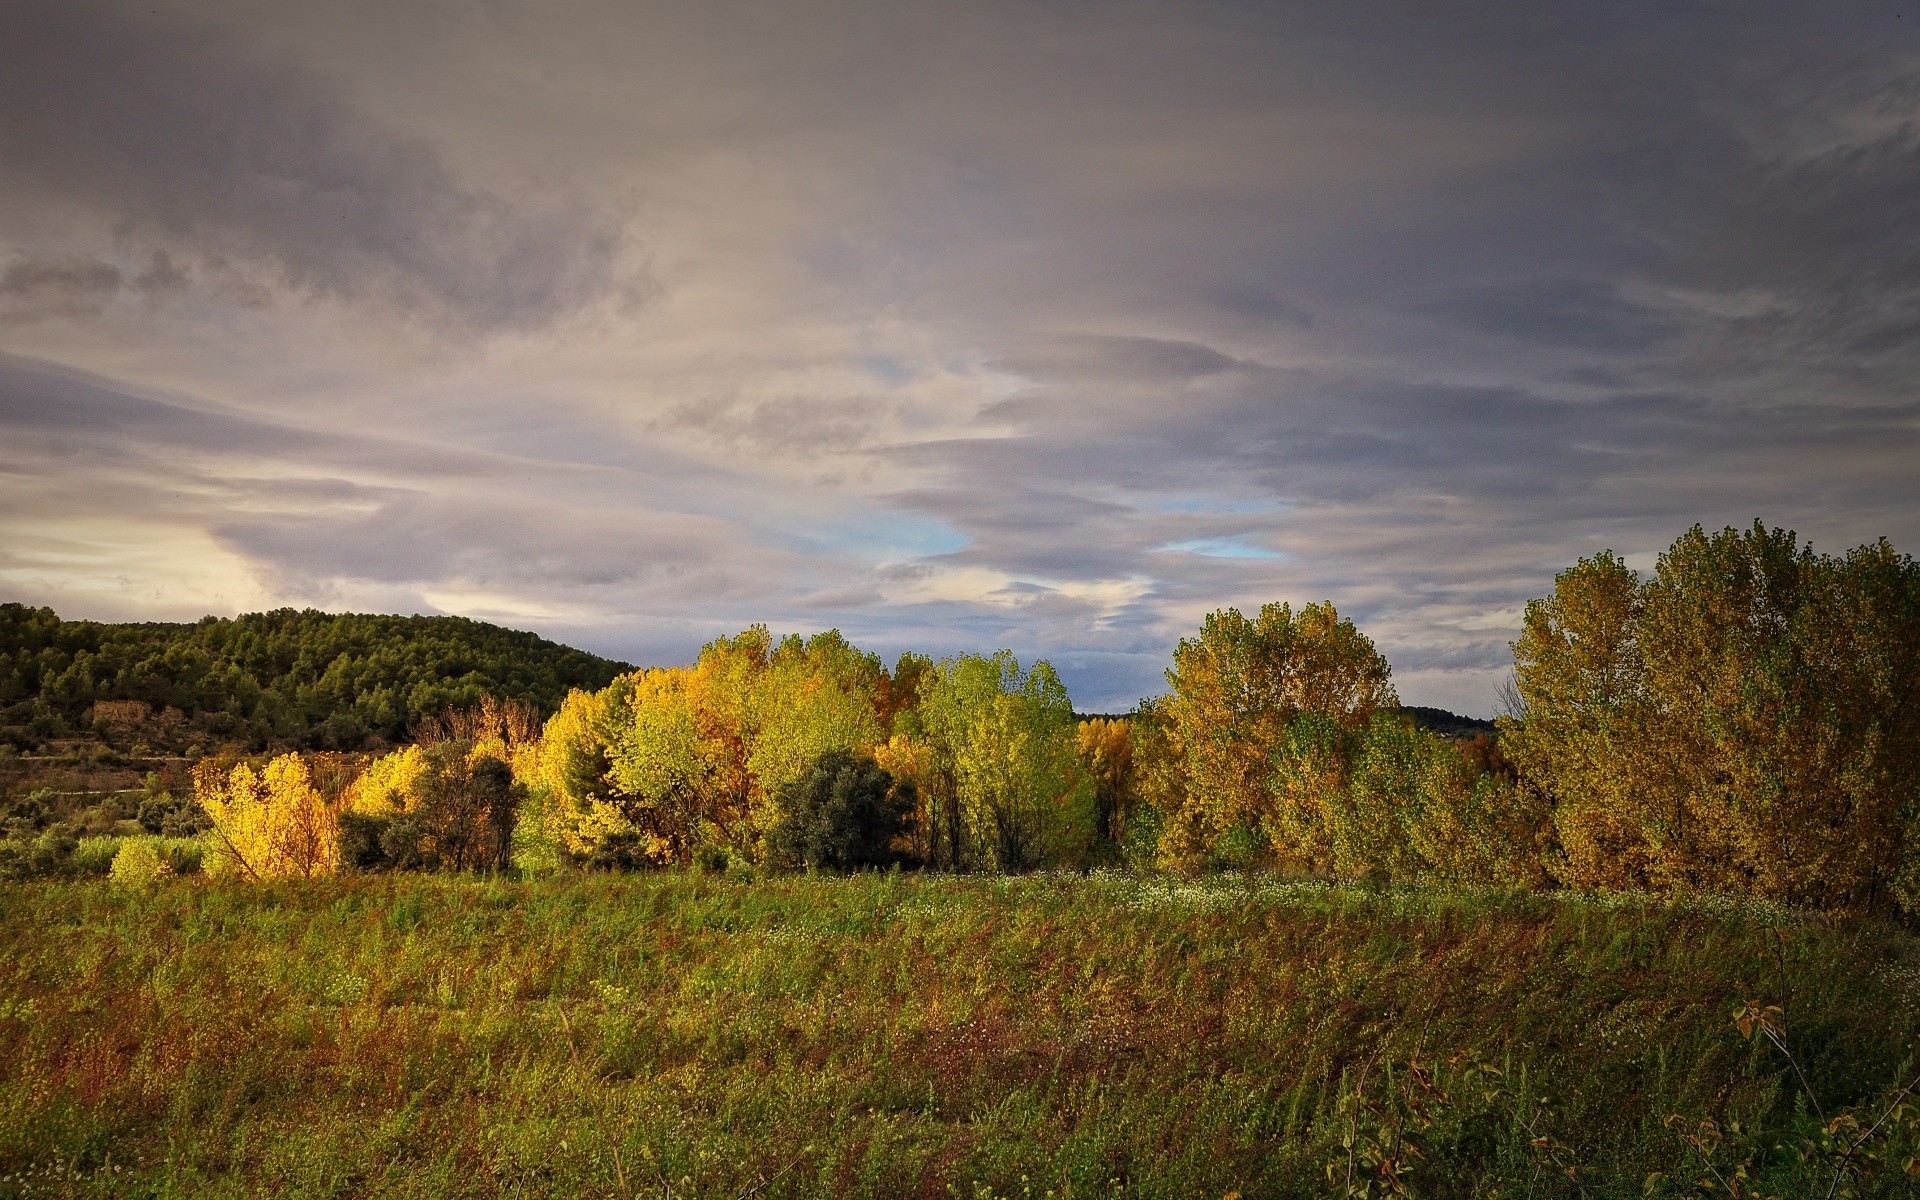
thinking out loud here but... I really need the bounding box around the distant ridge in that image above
[1398,705,1498,738]
[0,603,632,752]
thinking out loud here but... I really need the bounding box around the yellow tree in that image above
[923,652,1083,871]
[1157,601,1396,870]
[871,732,940,863]
[520,683,627,868]
[1505,524,1920,908]
[1075,717,1134,849]
[742,632,887,838]
[197,754,339,880]
[346,743,429,816]
[605,667,726,865]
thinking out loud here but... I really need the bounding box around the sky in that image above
[2,1,1918,715]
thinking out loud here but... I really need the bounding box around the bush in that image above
[109,839,167,886]
[338,745,519,873]
[1,789,56,838]
[70,835,123,876]
[765,750,916,872]
[137,786,210,837]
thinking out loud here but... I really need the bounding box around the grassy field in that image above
[2,873,1917,1198]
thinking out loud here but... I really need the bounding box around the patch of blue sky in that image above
[1160,536,1288,560]
[798,510,971,561]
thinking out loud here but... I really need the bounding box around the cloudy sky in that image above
[3,1,1918,713]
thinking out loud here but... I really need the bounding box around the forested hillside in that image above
[0,605,630,752]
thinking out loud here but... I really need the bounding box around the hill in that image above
[2,873,1915,1197]
[1399,705,1498,738]
[0,603,631,754]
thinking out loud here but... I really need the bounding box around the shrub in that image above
[137,785,210,837]
[109,839,167,886]
[765,750,916,872]
[70,835,124,876]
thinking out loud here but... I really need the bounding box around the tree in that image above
[1075,717,1134,852]
[1152,601,1396,870]
[1501,551,1656,890]
[741,632,887,836]
[197,754,339,881]
[921,653,1086,872]
[340,706,524,873]
[765,750,915,871]
[1266,711,1550,886]
[1504,523,1920,909]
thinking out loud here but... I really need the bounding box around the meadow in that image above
[4,873,1918,1198]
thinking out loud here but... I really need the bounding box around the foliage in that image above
[0,603,629,752]
[343,742,519,873]
[1075,717,1134,857]
[530,632,1092,872]
[1652,998,1920,1197]
[764,749,916,871]
[1148,601,1398,870]
[1325,1051,1582,1197]
[919,652,1088,872]
[196,754,340,880]
[107,838,166,886]
[2,875,1916,1197]
[1503,523,1920,910]
[531,629,893,868]
[1264,712,1550,887]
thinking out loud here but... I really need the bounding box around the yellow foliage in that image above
[872,732,940,863]
[109,839,167,886]
[197,754,340,881]
[1505,524,1920,909]
[347,744,428,816]
[1075,717,1134,846]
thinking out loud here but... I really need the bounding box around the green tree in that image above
[764,749,915,871]
[919,652,1085,872]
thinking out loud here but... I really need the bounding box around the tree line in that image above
[53,520,1920,916]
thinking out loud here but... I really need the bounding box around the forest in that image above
[0,605,630,753]
[6,519,1920,1197]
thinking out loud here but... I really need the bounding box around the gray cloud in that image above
[1424,279,1682,351]
[0,0,626,329]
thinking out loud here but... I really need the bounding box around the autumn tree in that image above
[525,628,906,868]
[1075,717,1135,853]
[197,753,340,880]
[604,667,730,866]
[1152,601,1396,870]
[1499,551,1652,889]
[1504,523,1920,909]
[740,631,888,835]
[917,652,1087,872]
[1266,711,1549,886]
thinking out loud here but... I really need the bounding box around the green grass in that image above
[1,873,1917,1197]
